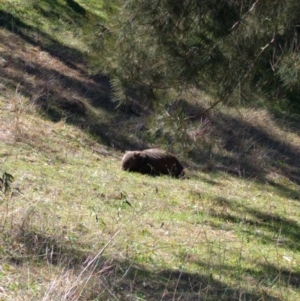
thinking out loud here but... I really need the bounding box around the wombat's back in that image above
[121,148,184,177]
[141,149,184,177]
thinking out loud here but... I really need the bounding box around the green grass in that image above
[1,110,299,300]
[1,0,110,39]
[0,1,300,300]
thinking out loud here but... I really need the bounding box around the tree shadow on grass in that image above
[189,110,300,200]
[0,9,145,150]
[8,228,284,301]
[206,196,300,252]
[192,260,298,299]
[165,99,300,197]
[0,8,85,71]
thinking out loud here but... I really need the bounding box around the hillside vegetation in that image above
[0,1,300,301]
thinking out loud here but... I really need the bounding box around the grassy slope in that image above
[0,1,300,301]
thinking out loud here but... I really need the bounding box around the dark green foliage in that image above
[103,0,300,107]
[0,172,14,195]
[96,0,300,154]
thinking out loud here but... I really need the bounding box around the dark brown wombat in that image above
[121,149,184,177]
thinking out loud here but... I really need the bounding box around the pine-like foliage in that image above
[98,0,300,154]
[103,0,300,106]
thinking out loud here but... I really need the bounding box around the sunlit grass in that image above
[1,100,299,299]
[1,0,116,54]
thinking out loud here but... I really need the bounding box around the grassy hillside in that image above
[0,1,300,301]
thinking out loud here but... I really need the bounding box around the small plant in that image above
[0,172,14,235]
[0,172,14,196]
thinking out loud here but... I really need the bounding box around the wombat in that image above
[121,149,184,177]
